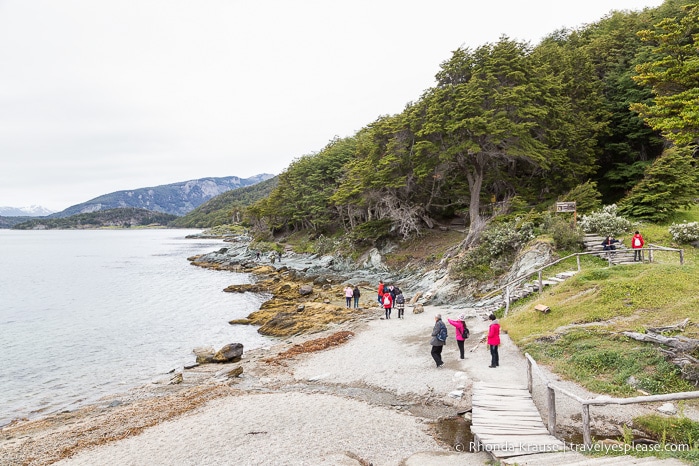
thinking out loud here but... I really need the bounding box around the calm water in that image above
[0,229,269,426]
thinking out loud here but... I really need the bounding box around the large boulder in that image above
[194,343,244,364]
[299,284,314,296]
[213,343,244,363]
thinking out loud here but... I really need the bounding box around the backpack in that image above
[633,237,642,247]
[383,295,391,306]
[461,325,470,339]
[395,293,405,304]
[437,323,448,342]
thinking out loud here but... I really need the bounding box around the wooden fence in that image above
[525,353,699,446]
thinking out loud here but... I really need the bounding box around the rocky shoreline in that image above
[2,232,661,465]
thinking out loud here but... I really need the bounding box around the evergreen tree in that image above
[618,148,699,222]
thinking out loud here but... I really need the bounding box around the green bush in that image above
[579,204,632,236]
[540,213,583,250]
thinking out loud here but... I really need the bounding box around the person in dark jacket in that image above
[394,288,405,319]
[430,313,447,367]
[352,285,361,309]
[601,236,620,251]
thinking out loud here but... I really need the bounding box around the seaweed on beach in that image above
[263,331,354,365]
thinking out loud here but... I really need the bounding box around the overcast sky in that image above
[0,0,665,212]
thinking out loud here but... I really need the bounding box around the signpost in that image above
[556,202,577,226]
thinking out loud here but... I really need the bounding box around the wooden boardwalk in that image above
[471,382,566,460]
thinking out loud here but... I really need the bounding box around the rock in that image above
[229,318,252,325]
[297,304,305,312]
[409,292,422,305]
[213,343,244,363]
[413,303,424,314]
[299,284,314,296]
[448,390,464,399]
[215,365,243,379]
[193,346,216,364]
[658,402,677,415]
[168,373,183,385]
[626,376,638,388]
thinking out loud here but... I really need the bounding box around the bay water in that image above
[0,229,269,427]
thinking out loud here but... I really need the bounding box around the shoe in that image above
[488,365,496,368]
[437,363,444,368]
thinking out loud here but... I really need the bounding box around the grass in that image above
[504,206,699,399]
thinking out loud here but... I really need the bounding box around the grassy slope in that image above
[504,206,699,398]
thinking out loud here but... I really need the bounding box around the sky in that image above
[0,0,666,212]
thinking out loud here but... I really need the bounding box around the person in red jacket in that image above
[487,314,501,368]
[377,280,384,305]
[632,231,645,262]
[382,291,393,319]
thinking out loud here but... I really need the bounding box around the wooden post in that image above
[649,247,653,263]
[527,357,533,393]
[680,250,684,265]
[582,404,591,446]
[576,254,581,271]
[547,386,556,435]
[538,271,543,294]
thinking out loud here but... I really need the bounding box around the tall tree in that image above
[415,37,567,239]
[631,2,699,148]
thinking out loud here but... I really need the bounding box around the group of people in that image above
[430,313,500,369]
[343,285,361,309]
[377,280,405,319]
[601,230,645,261]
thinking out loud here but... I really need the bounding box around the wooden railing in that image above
[525,353,699,446]
[479,245,684,315]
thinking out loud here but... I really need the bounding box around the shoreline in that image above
[2,235,680,465]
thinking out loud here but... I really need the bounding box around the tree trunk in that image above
[464,154,485,245]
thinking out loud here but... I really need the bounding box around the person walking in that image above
[487,314,500,368]
[344,285,354,309]
[377,280,385,305]
[382,290,393,319]
[632,230,645,262]
[448,314,469,359]
[352,285,361,309]
[430,313,447,368]
[394,287,405,319]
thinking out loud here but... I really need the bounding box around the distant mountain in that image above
[0,205,55,217]
[170,176,278,228]
[13,208,177,230]
[51,174,275,218]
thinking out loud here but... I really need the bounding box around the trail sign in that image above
[556,202,576,213]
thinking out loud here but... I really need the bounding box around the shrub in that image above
[579,204,632,236]
[481,219,535,256]
[558,180,602,214]
[540,213,583,251]
[669,221,699,243]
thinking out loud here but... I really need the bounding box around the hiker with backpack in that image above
[632,230,645,262]
[382,290,393,319]
[430,313,448,368]
[394,286,405,319]
[448,313,470,359]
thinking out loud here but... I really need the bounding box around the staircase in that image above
[473,270,579,317]
[583,234,639,266]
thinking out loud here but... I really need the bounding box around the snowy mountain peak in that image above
[0,205,55,217]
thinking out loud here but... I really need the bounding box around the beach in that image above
[2,299,670,466]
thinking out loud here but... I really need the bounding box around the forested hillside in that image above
[12,208,177,230]
[244,1,697,243]
[170,176,278,228]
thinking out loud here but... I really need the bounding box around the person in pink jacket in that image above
[487,314,500,368]
[448,314,469,359]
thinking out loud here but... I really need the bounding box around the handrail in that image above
[478,243,684,310]
[525,352,699,447]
